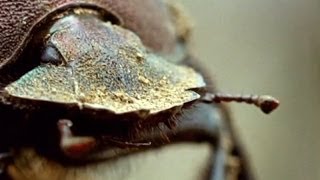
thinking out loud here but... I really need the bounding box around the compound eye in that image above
[40,45,64,65]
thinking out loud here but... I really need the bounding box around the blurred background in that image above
[180,0,320,180]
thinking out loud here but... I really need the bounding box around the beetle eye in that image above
[41,46,64,65]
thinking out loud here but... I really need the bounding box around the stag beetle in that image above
[0,1,279,179]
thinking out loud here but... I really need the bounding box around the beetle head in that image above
[3,13,205,117]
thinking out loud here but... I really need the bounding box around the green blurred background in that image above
[181,0,320,180]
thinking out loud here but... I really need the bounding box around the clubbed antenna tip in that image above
[201,93,280,114]
[256,95,280,114]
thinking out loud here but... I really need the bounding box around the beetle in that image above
[0,1,279,179]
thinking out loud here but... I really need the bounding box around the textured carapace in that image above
[0,0,176,68]
[4,14,205,115]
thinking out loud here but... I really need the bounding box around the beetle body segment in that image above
[4,14,205,115]
[0,0,176,68]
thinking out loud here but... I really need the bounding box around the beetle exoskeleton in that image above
[0,0,179,67]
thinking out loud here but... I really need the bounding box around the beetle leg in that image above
[201,93,279,114]
[57,119,97,158]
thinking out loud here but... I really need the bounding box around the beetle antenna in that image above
[201,93,280,114]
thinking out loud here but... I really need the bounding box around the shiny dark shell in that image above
[0,0,177,68]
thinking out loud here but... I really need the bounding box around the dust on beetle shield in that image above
[0,1,279,179]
